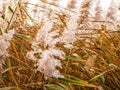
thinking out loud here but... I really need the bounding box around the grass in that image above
[0,0,120,90]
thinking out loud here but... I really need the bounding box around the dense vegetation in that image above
[0,0,120,90]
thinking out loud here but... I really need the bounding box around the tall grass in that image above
[0,0,120,90]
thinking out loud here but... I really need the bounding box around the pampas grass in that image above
[0,0,120,90]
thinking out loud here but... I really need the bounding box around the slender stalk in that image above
[5,0,20,32]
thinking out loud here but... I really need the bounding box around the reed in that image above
[0,0,120,90]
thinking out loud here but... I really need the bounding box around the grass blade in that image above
[0,86,21,90]
[58,78,97,88]
[15,33,30,41]
[89,72,105,83]
[65,56,86,62]
[45,84,65,90]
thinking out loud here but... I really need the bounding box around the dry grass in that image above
[0,0,120,90]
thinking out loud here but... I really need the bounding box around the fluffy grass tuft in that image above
[0,0,120,90]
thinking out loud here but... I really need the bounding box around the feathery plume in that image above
[26,11,65,79]
[0,29,15,71]
[93,0,104,20]
[67,0,77,9]
[78,0,94,30]
[106,0,119,22]
[36,48,65,79]
[60,12,79,49]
